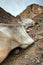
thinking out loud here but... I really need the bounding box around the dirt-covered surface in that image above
[0,12,43,65]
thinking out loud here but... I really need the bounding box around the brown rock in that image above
[0,4,43,65]
[17,4,43,19]
[0,7,17,24]
[38,39,43,50]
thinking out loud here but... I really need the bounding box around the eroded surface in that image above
[0,13,43,65]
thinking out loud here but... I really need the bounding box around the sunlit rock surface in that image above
[0,4,43,65]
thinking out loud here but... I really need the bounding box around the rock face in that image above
[17,4,43,18]
[0,4,43,65]
[0,7,34,63]
[0,7,17,24]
